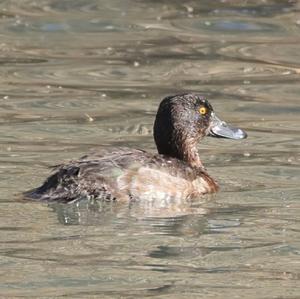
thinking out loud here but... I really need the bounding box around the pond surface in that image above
[0,0,300,298]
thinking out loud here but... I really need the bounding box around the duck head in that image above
[154,93,247,168]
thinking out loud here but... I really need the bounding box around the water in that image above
[0,0,299,298]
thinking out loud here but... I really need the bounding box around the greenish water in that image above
[0,1,299,298]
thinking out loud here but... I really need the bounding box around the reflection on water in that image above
[0,0,299,297]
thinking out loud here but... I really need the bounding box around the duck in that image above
[24,93,247,203]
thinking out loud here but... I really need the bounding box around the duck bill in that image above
[209,113,247,139]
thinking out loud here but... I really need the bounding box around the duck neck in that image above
[155,131,203,168]
[180,138,203,168]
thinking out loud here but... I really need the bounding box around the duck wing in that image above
[24,148,216,202]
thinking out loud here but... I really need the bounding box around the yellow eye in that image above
[199,106,207,115]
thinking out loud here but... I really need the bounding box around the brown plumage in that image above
[24,93,246,203]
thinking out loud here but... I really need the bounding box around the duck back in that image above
[25,148,218,203]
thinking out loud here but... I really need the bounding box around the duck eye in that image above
[199,106,207,115]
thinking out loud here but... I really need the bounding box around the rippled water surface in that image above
[0,0,299,298]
